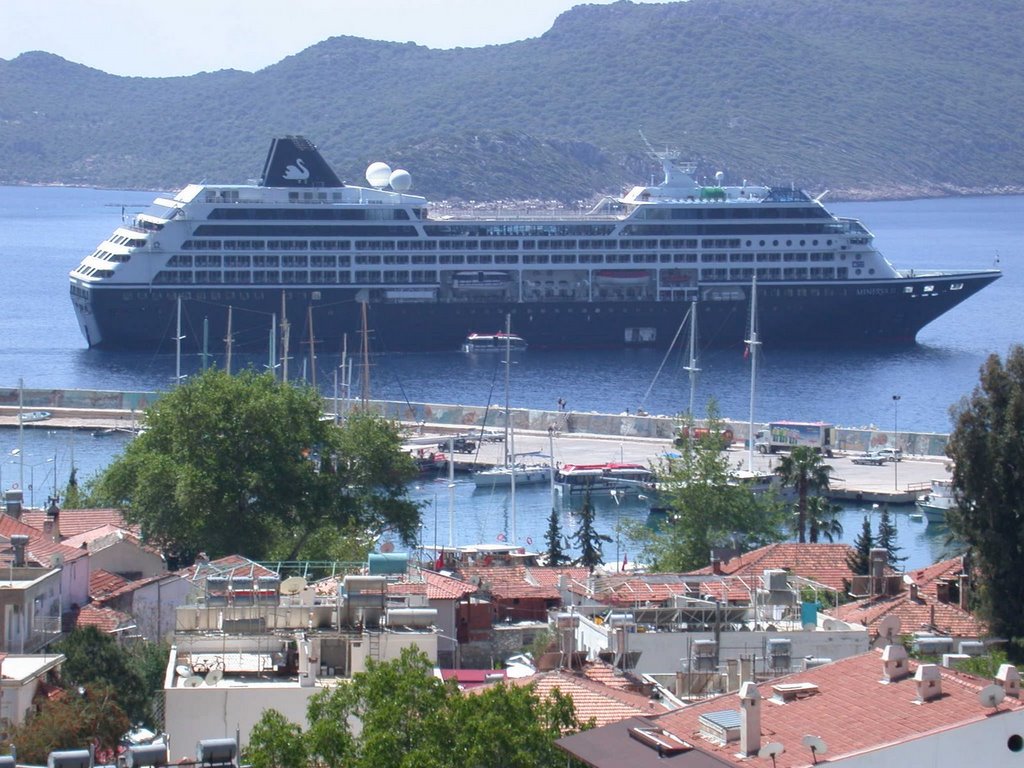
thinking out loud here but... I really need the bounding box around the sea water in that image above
[1,187,1021,569]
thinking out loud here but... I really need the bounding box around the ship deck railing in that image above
[428,207,622,221]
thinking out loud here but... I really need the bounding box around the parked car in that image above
[875,448,903,462]
[438,437,477,453]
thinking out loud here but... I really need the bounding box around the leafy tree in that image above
[571,491,610,571]
[2,682,130,763]
[946,345,1024,658]
[805,495,844,543]
[53,627,150,725]
[847,516,874,576]
[544,506,569,566]
[91,368,420,561]
[875,504,904,567]
[244,709,307,768]
[775,446,833,543]
[627,406,786,572]
[247,647,587,768]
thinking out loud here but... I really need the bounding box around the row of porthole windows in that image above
[747,239,833,247]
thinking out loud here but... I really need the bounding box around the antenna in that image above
[801,735,828,764]
[978,683,1006,711]
[758,742,785,766]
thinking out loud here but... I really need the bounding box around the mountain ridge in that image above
[1,0,1021,201]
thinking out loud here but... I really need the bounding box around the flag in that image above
[743,343,750,360]
[622,551,628,570]
[435,548,445,570]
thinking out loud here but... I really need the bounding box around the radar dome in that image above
[389,169,412,191]
[365,162,392,188]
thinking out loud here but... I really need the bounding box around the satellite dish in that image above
[758,742,785,765]
[175,664,192,678]
[878,615,901,641]
[822,618,841,631]
[205,669,224,686]
[979,683,1006,710]
[389,169,412,191]
[365,162,392,188]
[381,541,395,553]
[183,676,204,688]
[801,735,828,764]
[280,576,307,595]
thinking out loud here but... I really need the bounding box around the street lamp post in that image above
[892,394,901,491]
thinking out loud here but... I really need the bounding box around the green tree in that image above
[946,345,1024,658]
[875,504,905,567]
[775,446,833,543]
[806,495,844,543]
[628,407,786,572]
[544,506,570,566]
[91,368,420,561]
[847,516,874,576]
[3,682,130,763]
[571,491,610,572]
[244,709,308,768]
[53,627,150,725]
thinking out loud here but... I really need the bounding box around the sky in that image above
[0,0,668,78]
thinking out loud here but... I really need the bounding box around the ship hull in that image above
[72,271,999,353]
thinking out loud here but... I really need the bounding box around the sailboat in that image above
[472,316,550,490]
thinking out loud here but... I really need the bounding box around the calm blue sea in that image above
[1,186,1021,570]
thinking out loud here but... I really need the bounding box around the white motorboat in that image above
[915,479,957,524]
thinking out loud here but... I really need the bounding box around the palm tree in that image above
[806,495,844,543]
[775,446,833,543]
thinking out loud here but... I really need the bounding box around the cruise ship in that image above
[70,136,1000,352]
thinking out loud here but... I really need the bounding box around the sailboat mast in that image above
[683,300,700,421]
[308,305,317,391]
[225,306,233,374]
[360,301,370,408]
[280,292,290,384]
[505,314,517,544]
[746,276,761,472]
[175,297,183,386]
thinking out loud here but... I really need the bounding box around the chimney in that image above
[914,664,942,702]
[739,655,754,685]
[726,658,740,692]
[908,582,919,601]
[711,554,722,575]
[881,644,910,683]
[869,548,887,594]
[996,664,1021,698]
[10,534,29,568]
[739,681,761,756]
[43,498,61,542]
[4,489,23,520]
[959,573,970,611]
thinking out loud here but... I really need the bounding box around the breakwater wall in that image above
[0,387,950,457]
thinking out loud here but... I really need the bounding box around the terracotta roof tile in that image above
[502,669,671,727]
[73,604,134,634]
[387,570,478,601]
[0,514,87,567]
[831,591,985,638]
[20,508,140,539]
[177,554,277,580]
[89,569,131,601]
[456,565,584,601]
[645,650,1024,766]
[690,543,858,592]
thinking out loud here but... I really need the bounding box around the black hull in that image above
[73,273,1000,353]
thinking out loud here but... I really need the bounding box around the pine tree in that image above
[572,491,611,572]
[875,504,905,567]
[846,516,874,576]
[544,506,569,566]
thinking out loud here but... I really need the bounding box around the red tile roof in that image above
[644,650,1024,766]
[502,669,671,727]
[177,554,277,580]
[0,514,88,567]
[690,543,858,592]
[73,604,134,634]
[386,570,479,601]
[20,508,140,539]
[831,591,985,638]
[457,565,588,601]
[89,569,131,602]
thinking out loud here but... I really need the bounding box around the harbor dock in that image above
[0,404,947,505]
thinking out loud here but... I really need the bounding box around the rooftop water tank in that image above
[368,552,409,575]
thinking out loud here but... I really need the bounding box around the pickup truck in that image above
[438,437,477,454]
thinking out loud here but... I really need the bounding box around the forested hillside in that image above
[1,0,1021,200]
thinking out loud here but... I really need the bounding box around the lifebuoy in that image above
[526,536,533,545]
[10,483,18,490]
[496,532,507,542]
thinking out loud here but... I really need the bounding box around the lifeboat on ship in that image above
[594,270,651,286]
